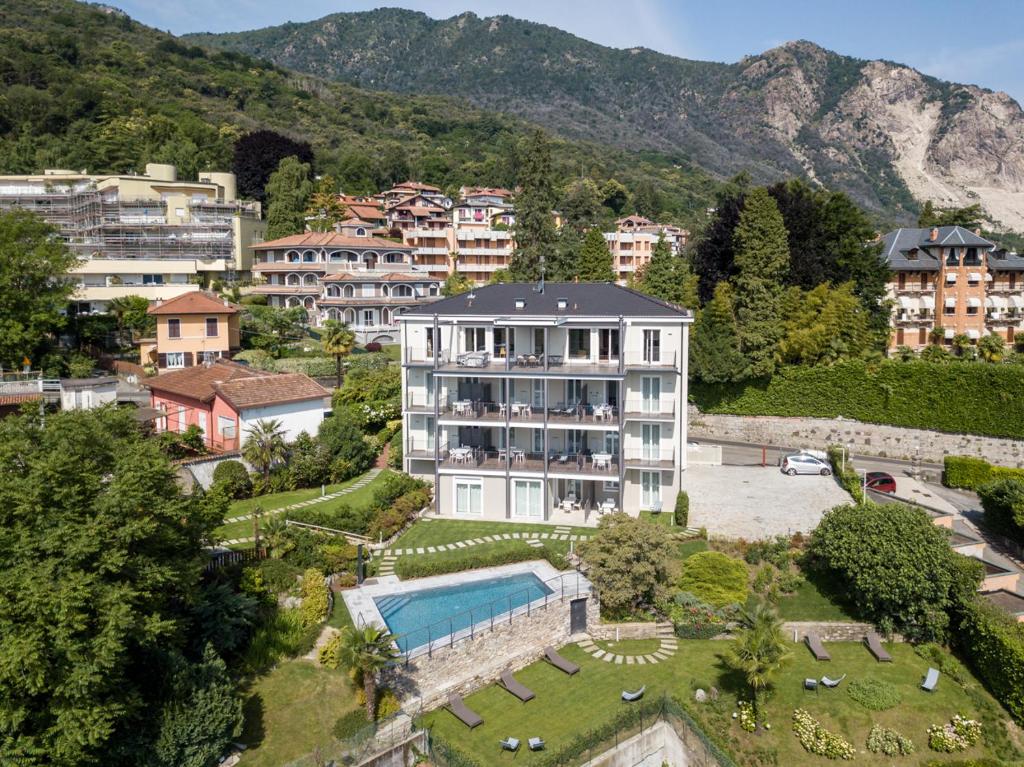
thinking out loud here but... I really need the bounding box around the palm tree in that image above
[977,332,1006,363]
[242,418,288,482]
[722,601,792,715]
[321,320,356,389]
[261,515,293,559]
[107,294,153,342]
[339,625,399,721]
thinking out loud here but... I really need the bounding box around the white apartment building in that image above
[399,282,693,526]
[604,215,688,284]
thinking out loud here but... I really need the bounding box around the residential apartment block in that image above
[882,226,1024,350]
[604,215,688,281]
[249,223,442,343]
[0,163,264,313]
[399,283,692,526]
[138,291,241,371]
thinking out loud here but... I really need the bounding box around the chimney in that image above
[930,227,939,241]
[974,228,982,236]
[223,298,230,307]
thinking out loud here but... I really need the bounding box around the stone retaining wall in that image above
[688,406,1024,468]
[588,621,665,640]
[782,621,905,643]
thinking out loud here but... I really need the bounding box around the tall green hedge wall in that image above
[956,597,1024,723]
[691,361,1024,440]
[944,456,1024,490]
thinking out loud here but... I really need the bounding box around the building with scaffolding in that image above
[0,163,265,313]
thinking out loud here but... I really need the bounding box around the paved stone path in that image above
[220,468,382,546]
[576,636,678,665]
[375,527,593,578]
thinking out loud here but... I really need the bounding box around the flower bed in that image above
[736,700,756,732]
[867,724,915,756]
[927,714,982,753]
[792,709,855,760]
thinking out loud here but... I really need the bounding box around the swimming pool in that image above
[375,572,553,653]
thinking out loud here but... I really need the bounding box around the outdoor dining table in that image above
[592,452,612,470]
[510,448,526,463]
[453,400,474,416]
[450,447,473,463]
[511,403,531,417]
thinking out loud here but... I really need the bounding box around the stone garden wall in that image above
[782,621,904,643]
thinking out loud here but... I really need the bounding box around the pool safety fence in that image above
[280,709,424,767]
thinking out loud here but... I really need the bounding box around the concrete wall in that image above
[589,621,665,641]
[782,621,904,643]
[688,406,1024,468]
[579,720,690,767]
[354,730,427,767]
[238,398,329,444]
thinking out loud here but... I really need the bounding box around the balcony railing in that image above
[623,448,675,467]
[436,400,618,424]
[622,398,675,417]
[443,447,620,476]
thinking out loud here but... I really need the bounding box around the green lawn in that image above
[420,640,1005,766]
[328,592,355,630]
[676,538,709,560]
[639,510,676,527]
[392,518,596,550]
[776,571,858,622]
[239,660,356,767]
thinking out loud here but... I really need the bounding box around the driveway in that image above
[680,465,853,539]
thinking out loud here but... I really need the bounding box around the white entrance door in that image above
[514,479,543,518]
[641,471,660,509]
[197,411,207,438]
[454,479,483,516]
[642,376,660,413]
[642,423,660,461]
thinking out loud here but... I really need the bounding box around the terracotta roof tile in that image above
[0,393,41,406]
[148,291,239,315]
[253,233,414,250]
[214,374,330,410]
[145,360,261,402]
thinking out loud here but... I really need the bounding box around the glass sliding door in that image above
[513,479,543,518]
[642,329,661,363]
[642,423,660,461]
[454,478,483,516]
[641,376,660,414]
[641,471,660,509]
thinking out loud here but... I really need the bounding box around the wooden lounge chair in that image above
[544,646,579,675]
[529,737,545,751]
[499,737,520,752]
[921,667,940,692]
[804,633,831,661]
[621,685,645,702]
[864,632,892,662]
[821,674,846,688]
[500,669,535,702]
[448,694,483,728]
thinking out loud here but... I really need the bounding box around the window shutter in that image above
[158,353,167,368]
[183,352,193,368]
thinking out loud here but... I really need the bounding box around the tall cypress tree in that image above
[509,130,558,281]
[636,235,699,308]
[732,187,790,377]
[265,156,314,240]
[691,282,747,383]
[575,228,615,281]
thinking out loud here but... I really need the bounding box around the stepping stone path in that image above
[378,528,592,580]
[220,469,382,546]
[576,636,678,665]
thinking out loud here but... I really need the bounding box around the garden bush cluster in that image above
[977,479,1024,545]
[395,542,567,580]
[665,592,731,639]
[927,715,982,753]
[299,568,329,628]
[678,551,749,607]
[943,456,1024,490]
[691,360,1024,439]
[792,708,855,760]
[866,724,915,756]
[846,678,901,711]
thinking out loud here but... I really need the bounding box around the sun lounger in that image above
[621,685,645,702]
[448,694,483,728]
[544,646,579,675]
[864,632,892,662]
[922,667,940,692]
[821,674,846,688]
[500,737,520,752]
[529,737,545,751]
[804,633,831,661]
[500,669,535,702]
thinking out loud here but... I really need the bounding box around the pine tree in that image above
[545,227,580,282]
[575,228,615,281]
[692,282,747,382]
[509,130,558,281]
[265,156,314,239]
[732,187,790,377]
[636,234,699,307]
[304,175,347,232]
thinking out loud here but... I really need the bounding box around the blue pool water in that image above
[376,573,553,653]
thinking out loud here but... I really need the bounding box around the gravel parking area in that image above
[681,465,853,538]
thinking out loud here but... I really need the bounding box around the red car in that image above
[865,472,896,493]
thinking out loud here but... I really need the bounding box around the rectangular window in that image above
[918,328,927,345]
[218,416,236,437]
[464,327,486,352]
[454,478,483,516]
[643,329,661,363]
[642,376,661,413]
[965,247,980,265]
[946,248,959,266]
[533,328,545,355]
[167,318,181,339]
[568,329,590,359]
[920,274,928,290]
[944,304,956,315]
[532,428,544,454]
[513,479,543,518]
[603,479,619,493]
[142,274,164,285]
[896,328,905,345]
[641,471,660,509]
[898,273,906,290]
[165,351,185,369]
[205,317,219,337]
[598,328,619,360]
[493,327,507,358]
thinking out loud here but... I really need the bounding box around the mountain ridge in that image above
[186,9,1024,230]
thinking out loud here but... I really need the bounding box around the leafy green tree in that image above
[442,268,474,297]
[488,269,512,284]
[232,130,314,203]
[318,411,374,475]
[0,407,227,765]
[578,513,674,617]
[242,418,288,482]
[951,333,977,360]
[692,173,751,303]
[635,234,698,307]
[632,180,662,218]
[732,187,790,377]
[807,502,984,640]
[305,175,347,232]
[777,282,872,366]
[0,210,80,368]
[509,130,558,281]
[918,201,985,230]
[338,626,399,720]
[575,228,615,281]
[240,304,307,357]
[920,344,952,363]
[722,601,792,713]
[265,156,314,239]
[560,178,603,233]
[600,178,630,214]
[321,319,356,389]
[978,332,1006,363]
[107,294,155,340]
[544,227,581,282]
[977,479,1024,544]
[691,282,747,382]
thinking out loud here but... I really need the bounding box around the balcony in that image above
[433,400,620,427]
[623,448,675,470]
[443,448,620,478]
[622,398,676,420]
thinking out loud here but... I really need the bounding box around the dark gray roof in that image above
[988,248,1024,271]
[61,377,118,388]
[401,282,690,319]
[882,226,994,271]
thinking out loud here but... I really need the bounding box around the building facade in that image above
[138,291,241,371]
[604,215,688,284]
[249,225,443,343]
[0,163,264,313]
[882,226,1024,351]
[399,283,692,527]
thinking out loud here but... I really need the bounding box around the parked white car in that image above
[781,453,832,476]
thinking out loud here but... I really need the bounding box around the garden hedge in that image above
[977,479,1024,544]
[691,360,1024,440]
[944,456,1024,490]
[674,491,689,527]
[955,597,1024,724]
[394,542,566,579]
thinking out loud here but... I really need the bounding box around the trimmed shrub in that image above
[955,597,1024,723]
[677,551,748,607]
[977,479,1024,544]
[866,725,915,756]
[256,558,301,593]
[387,429,403,469]
[827,445,864,504]
[364,341,382,352]
[674,491,689,527]
[333,708,371,739]
[232,348,275,370]
[299,568,329,627]
[944,456,996,489]
[846,678,901,711]
[792,708,855,760]
[691,360,1024,439]
[394,542,566,579]
[914,642,968,684]
[211,459,252,499]
[272,356,336,377]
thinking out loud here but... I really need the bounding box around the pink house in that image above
[146,359,331,451]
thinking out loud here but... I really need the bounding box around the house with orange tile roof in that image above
[145,359,331,451]
[139,291,241,372]
[604,215,689,284]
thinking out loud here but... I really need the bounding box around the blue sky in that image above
[116,0,1024,104]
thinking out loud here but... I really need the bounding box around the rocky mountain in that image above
[188,10,1024,229]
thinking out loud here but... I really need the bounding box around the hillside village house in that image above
[399,282,692,525]
[146,359,330,451]
[248,223,442,343]
[604,215,688,283]
[139,291,241,372]
[882,226,1024,351]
